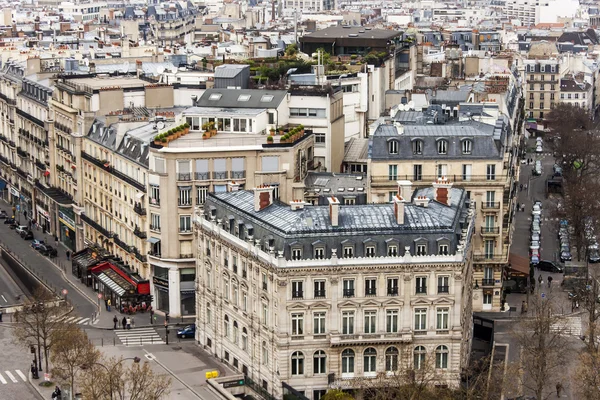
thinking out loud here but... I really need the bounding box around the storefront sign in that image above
[58,211,76,230]
[36,205,50,220]
[180,290,195,295]
[9,187,19,197]
[153,276,169,288]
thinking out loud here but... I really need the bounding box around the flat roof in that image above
[301,26,402,41]
[64,76,149,89]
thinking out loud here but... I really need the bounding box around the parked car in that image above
[31,240,45,250]
[38,245,57,257]
[536,144,543,153]
[3,217,15,224]
[176,324,196,339]
[531,222,541,234]
[532,204,542,216]
[560,249,573,262]
[531,255,540,265]
[8,221,18,230]
[530,240,540,250]
[531,232,540,242]
[15,225,28,235]
[20,230,34,240]
[537,260,564,273]
[553,164,563,176]
[0,210,6,219]
[589,250,600,263]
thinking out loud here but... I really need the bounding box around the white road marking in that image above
[0,372,6,384]
[78,318,90,324]
[1,295,6,303]
[5,371,17,383]
[15,370,26,382]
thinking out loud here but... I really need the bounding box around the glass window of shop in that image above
[153,265,170,312]
[180,268,196,315]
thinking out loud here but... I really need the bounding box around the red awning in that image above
[90,262,137,289]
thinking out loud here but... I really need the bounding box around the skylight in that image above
[208,93,222,101]
[261,95,274,102]
[238,94,251,102]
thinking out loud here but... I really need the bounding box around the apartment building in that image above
[195,181,475,399]
[523,59,561,122]
[559,76,593,114]
[367,104,518,312]
[147,107,316,317]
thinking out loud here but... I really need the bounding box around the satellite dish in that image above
[156,121,165,130]
[156,66,165,75]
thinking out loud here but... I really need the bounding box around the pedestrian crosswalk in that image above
[114,328,164,347]
[0,370,27,385]
[49,315,97,325]
[551,315,583,336]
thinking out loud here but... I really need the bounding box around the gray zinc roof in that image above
[195,89,287,109]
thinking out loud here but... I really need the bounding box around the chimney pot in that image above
[393,194,405,224]
[432,178,453,206]
[328,196,340,227]
[254,185,274,211]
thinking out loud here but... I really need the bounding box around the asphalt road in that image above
[0,204,96,320]
[0,325,44,400]
[0,259,27,308]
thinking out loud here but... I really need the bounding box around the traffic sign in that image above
[97,293,103,299]
[62,289,68,296]
[222,379,245,388]
[541,292,545,298]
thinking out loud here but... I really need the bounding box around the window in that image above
[343,279,355,297]
[385,347,399,372]
[262,273,268,291]
[365,245,375,257]
[365,278,376,296]
[483,292,492,305]
[530,84,534,91]
[412,140,423,155]
[462,140,472,154]
[261,95,274,102]
[540,84,545,90]
[364,310,377,334]
[414,346,426,370]
[291,352,304,375]
[314,351,327,374]
[179,215,191,232]
[233,321,239,344]
[363,348,377,373]
[439,244,449,255]
[540,102,544,110]
[242,291,248,311]
[197,186,208,204]
[388,140,398,154]
[261,156,279,172]
[150,185,160,205]
[242,328,248,351]
[437,164,447,178]
[343,245,354,258]
[436,308,449,331]
[342,311,355,334]
[223,279,230,300]
[484,240,495,258]
[386,309,399,333]
[208,93,222,101]
[437,140,448,154]
[435,345,449,369]
[150,213,160,231]
[313,312,326,334]
[315,133,326,144]
[486,164,496,180]
[416,277,427,294]
[341,349,355,374]
[178,186,192,206]
[583,93,586,99]
[314,247,325,259]
[414,308,427,331]
[539,93,544,100]
[387,244,398,256]
[529,93,534,100]
[262,341,268,365]
[238,94,251,102]
[206,303,212,325]
[416,243,427,256]
[529,102,534,109]
[314,280,326,298]
[291,248,302,260]
[388,165,398,180]
[438,276,449,293]
[224,315,230,338]
[550,93,555,100]
[314,390,327,400]
[413,164,422,181]
[387,278,399,295]
[290,108,326,118]
[292,281,304,299]
[262,303,268,324]
[560,93,565,100]
[568,93,572,99]
[344,197,356,205]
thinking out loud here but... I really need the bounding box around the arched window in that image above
[224,315,230,338]
[341,349,355,374]
[435,345,449,369]
[291,351,305,375]
[412,139,423,155]
[388,140,399,155]
[262,341,268,365]
[363,347,377,373]
[414,346,426,370]
[241,327,248,351]
[462,139,472,154]
[224,279,230,300]
[313,350,327,375]
[437,139,448,155]
[233,321,239,344]
[385,347,399,372]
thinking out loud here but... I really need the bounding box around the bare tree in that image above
[509,289,571,400]
[13,287,70,371]
[50,326,99,398]
[572,349,600,400]
[321,389,355,400]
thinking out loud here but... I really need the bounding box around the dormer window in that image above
[462,139,472,154]
[412,139,423,155]
[388,140,399,155]
[437,140,448,155]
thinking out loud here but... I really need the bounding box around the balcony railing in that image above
[180,253,194,259]
[212,171,228,179]
[81,151,145,192]
[81,214,113,238]
[292,291,304,299]
[177,173,191,181]
[371,174,505,184]
[133,227,147,239]
[133,203,146,216]
[416,286,427,294]
[195,172,209,180]
[387,288,399,296]
[481,227,500,235]
[473,253,506,262]
[343,289,355,298]
[482,279,496,286]
[178,200,192,207]
[438,286,449,293]
[150,224,160,232]
[314,290,326,298]
[16,147,27,158]
[35,159,46,171]
[231,171,246,179]
[365,288,377,296]
[481,202,501,210]
[150,197,160,206]
[113,235,129,251]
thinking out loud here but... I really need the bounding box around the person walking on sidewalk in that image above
[556,382,563,397]
[66,250,70,261]
[126,317,131,330]
[113,315,118,330]
[121,316,126,330]
[107,299,111,312]
[150,309,154,324]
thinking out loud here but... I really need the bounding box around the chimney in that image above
[290,199,307,211]
[228,181,240,192]
[432,177,453,206]
[397,180,413,201]
[414,196,430,208]
[254,185,274,211]
[328,196,340,227]
[393,194,405,224]
[89,62,96,74]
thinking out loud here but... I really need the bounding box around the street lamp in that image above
[82,357,141,400]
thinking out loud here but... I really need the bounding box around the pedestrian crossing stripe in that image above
[50,315,92,325]
[0,370,27,384]
[114,328,164,347]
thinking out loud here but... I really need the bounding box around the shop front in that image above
[58,207,76,251]
[71,246,110,285]
[90,261,151,312]
[36,205,51,233]
[0,179,7,202]
[153,275,170,312]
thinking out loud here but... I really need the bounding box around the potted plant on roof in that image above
[210,121,217,137]
[183,122,190,135]
[298,124,304,135]
[160,135,168,146]
[153,135,162,145]
[203,132,209,140]
[266,135,274,144]
[270,127,276,136]
[278,126,284,135]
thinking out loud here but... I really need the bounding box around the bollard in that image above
[101,338,103,347]
[126,337,128,346]
[113,338,116,346]
[140,337,142,346]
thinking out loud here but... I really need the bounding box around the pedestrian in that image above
[166,312,170,323]
[0,308,3,322]
[572,301,576,312]
[556,382,563,397]
[66,250,70,261]
[520,183,523,191]
[54,235,58,245]
[524,183,528,191]
[521,300,526,314]
[548,276,553,288]
[104,299,108,311]
[538,274,543,286]
[122,316,126,330]
[113,315,118,330]
[126,317,131,330]
[107,298,111,312]
[52,386,62,399]
[150,309,154,324]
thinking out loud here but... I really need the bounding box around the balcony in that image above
[133,203,146,216]
[178,200,192,207]
[150,197,160,207]
[473,253,507,263]
[180,253,194,259]
[113,235,129,251]
[482,279,496,286]
[16,167,27,179]
[35,159,46,171]
[292,291,304,299]
[212,171,228,180]
[231,171,246,179]
[481,202,501,210]
[195,172,209,180]
[481,227,500,235]
[8,140,16,148]
[177,173,191,181]
[314,290,326,298]
[150,224,160,232]
[370,174,505,186]
[387,288,399,296]
[81,214,113,238]
[416,286,427,294]
[365,289,376,296]
[133,226,147,239]
[343,289,355,298]
[438,286,449,293]
[16,147,27,158]
[81,152,145,192]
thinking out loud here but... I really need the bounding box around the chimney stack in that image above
[254,185,274,211]
[328,196,340,227]
[228,181,240,192]
[397,180,413,201]
[414,196,430,207]
[290,199,307,211]
[432,177,453,206]
[393,194,405,224]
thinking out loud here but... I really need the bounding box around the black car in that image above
[3,217,14,224]
[20,230,34,240]
[537,260,564,273]
[0,210,6,219]
[38,244,57,257]
[8,221,18,230]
